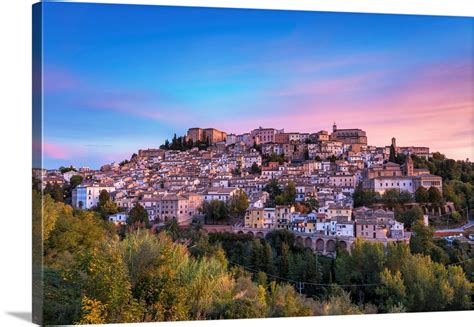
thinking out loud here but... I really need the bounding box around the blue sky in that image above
[40,2,473,168]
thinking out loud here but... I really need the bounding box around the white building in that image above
[203,187,240,202]
[72,184,116,209]
[366,176,415,194]
[108,213,129,225]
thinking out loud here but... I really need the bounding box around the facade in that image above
[108,212,129,225]
[330,123,368,145]
[245,208,275,229]
[72,184,116,209]
[138,148,165,158]
[362,156,442,194]
[203,187,240,202]
[354,207,405,240]
[187,127,227,144]
[329,173,357,188]
[250,127,283,144]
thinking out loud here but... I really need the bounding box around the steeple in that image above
[332,122,337,132]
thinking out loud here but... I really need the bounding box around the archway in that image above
[256,232,264,238]
[316,239,325,252]
[338,240,347,251]
[237,231,244,234]
[304,237,313,248]
[295,236,303,246]
[326,240,336,252]
[247,231,254,236]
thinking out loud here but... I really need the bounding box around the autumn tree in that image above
[228,190,249,218]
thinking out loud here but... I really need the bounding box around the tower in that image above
[405,155,414,176]
[333,122,337,132]
[391,137,396,149]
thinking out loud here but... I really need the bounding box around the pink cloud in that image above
[43,141,74,160]
[215,58,473,160]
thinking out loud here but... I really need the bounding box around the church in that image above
[362,155,443,195]
[330,122,368,153]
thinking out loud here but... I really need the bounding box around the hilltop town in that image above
[35,123,452,255]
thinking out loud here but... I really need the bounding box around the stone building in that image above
[330,122,368,145]
[187,127,227,144]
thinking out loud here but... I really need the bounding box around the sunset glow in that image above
[41,3,474,168]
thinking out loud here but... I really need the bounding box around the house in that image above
[108,213,129,225]
[353,207,405,240]
[72,184,116,209]
[204,187,240,202]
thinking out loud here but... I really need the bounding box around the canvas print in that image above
[32,1,474,325]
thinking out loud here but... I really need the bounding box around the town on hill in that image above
[35,123,473,256]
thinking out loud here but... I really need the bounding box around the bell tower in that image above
[405,155,414,176]
[332,122,337,132]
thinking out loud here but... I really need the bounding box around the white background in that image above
[0,0,472,326]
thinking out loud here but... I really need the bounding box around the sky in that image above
[39,2,474,168]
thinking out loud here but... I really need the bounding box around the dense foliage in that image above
[35,190,473,325]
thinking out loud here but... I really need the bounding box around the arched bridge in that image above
[231,227,355,256]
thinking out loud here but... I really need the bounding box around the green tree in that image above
[353,184,378,207]
[81,239,143,323]
[375,269,406,312]
[127,203,150,227]
[389,144,397,163]
[382,189,400,209]
[228,190,249,218]
[428,186,443,205]
[399,191,413,203]
[450,211,462,223]
[335,239,385,303]
[415,186,429,203]
[279,243,290,278]
[69,175,83,189]
[396,206,424,229]
[250,162,261,174]
[446,265,473,310]
[44,182,64,202]
[400,254,454,312]
[96,189,118,219]
[409,221,434,255]
[267,282,313,317]
[200,200,229,223]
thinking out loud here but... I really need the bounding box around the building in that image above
[362,156,442,194]
[329,173,357,188]
[138,148,165,158]
[275,205,295,229]
[327,204,352,220]
[108,213,129,225]
[354,207,405,240]
[72,184,116,209]
[330,122,368,145]
[203,187,240,202]
[250,127,283,144]
[155,194,192,224]
[245,208,275,229]
[187,127,227,144]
